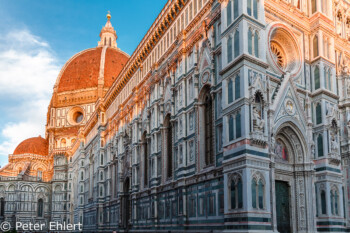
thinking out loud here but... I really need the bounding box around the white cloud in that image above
[0,29,60,165]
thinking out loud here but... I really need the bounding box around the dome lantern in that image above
[98,12,118,48]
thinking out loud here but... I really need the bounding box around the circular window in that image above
[74,111,84,123]
[67,107,85,125]
[270,41,286,69]
[267,23,302,77]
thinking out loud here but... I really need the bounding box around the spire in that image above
[98,12,118,48]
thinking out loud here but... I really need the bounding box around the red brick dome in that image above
[13,136,48,156]
[56,47,129,93]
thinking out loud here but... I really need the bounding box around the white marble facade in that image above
[2,0,350,232]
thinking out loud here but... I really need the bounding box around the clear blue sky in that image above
[0,0,167,62]
[0,0,167,166]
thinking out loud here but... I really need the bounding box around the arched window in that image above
[313,36,319,58]
[227,36,233,63]
[235,75,240,100]
[228,78,233,103]
[100,186,103,197]
[311,0,317,14]
[37,169,42,179]
[229,115,234,141]
[252,177,264,209]
[80,171,84,181]
[247,0,252,16]
[251,179,257,208]
[331,189,339,215]
[317,134,324,157]
[316,103,322,124]
[0,198,5,217]
[326,69,331,90]
[321,190,327,214]
[204,91,214,166]
[100,153,104,165]
[236,112,241,138]
[253,0,258,19]
[314,66,320,90]
[234,30,240,58]
[100,171,103,181]
[315,185,319,216]
[230,180,236,209]
[227,0,232,26]
[230,177,243,209]
[80,185,84,193]
[164,115,173,179]
[248,29,253,55]
[233,0,239,19]
[254,31,259,57]
[258,180,264,209]
[142,132,149,187]
[61,138,66,148]
[38,199,43,217]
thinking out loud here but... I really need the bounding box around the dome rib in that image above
[55,47,129,93]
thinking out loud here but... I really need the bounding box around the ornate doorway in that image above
[275,181,291,233]
[121,177,130,229]
[272,122,314,232]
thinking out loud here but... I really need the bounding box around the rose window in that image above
[271,42,286,69]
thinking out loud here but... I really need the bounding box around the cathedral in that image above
[1,0,350,232]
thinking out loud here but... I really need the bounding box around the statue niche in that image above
[251,92,266,144]
[253,92,264,133]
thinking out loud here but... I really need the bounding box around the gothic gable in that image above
[274,81,307,132]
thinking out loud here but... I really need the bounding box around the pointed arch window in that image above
[229,115,234,141]
[247,0,252,16]
[100,186,103,197]
[315,185,319,216]
[228,78,233,103]
[313,36,319,58]
[142,132,149,187]
[236,112,241,138]
[253,0,258,19]
[227,36,233,63]
[204,92,214,166]
[331,189,339,215]
[164,115,173,179]
[312,0,317,14]
[254,31,259,58]
[251,179,257,208]
[327,69,332,91]
[235,75,240,99]
[38,199,43,217]
[234,30,240,58]
[228,110,242,142]
[227,0,232,26]
[0,198,4,217]
[233,0,239,19]
[100,171,103,181]
[258,180,264,209]
[321,190,327,214]
[317,134,324,157]
[248,29,253,55]
[314,66,320,90]
[252,177,264,209]
[230,176,243,209]
[316,103,322,124]
[100,153,104,165]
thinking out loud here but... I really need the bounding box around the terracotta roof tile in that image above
[13,136,48,156]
